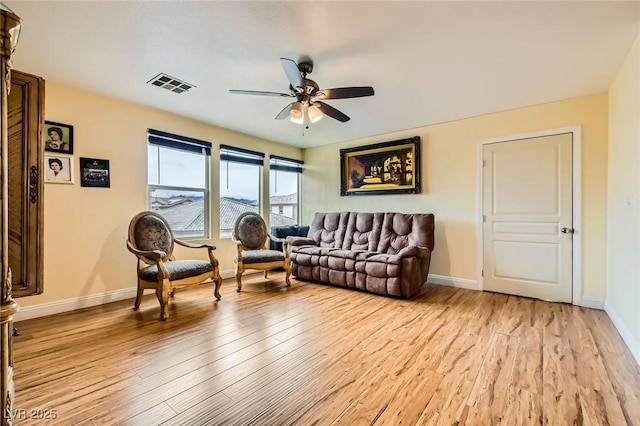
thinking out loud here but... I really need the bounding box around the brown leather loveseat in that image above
[287,212,435,298]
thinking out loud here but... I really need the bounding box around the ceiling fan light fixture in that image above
[229,58,375,126]
[289,102,303,123]
[308,104,323,123]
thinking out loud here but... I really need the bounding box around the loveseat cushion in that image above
[290,246,339,267]
[326,250,375,271]
[365,253,403,265]
[326,249,370,260]
[307,212,350,248]
[377,213,435,254]
[342,212,384,251]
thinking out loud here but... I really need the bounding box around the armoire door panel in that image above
[8,70,44,297]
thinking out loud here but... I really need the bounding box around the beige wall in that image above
[302,93,608,300]
[607,32,640,356]
[18,82,302,308]
[17,83,611,312]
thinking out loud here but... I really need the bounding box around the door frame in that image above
[476,126,582,304]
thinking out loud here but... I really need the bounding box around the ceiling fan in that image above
[229,58,374,127]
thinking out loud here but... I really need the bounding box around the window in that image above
[220,145,264,237]
[269,155,303,226]
[147,129,211,239]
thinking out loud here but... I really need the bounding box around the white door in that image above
[483,133,573,302]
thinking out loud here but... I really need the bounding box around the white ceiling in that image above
[6,1,640,149]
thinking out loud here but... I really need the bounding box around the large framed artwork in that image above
[340,136,420,196]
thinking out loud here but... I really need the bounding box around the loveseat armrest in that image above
[397,245,431,259]
[286,236,317,247]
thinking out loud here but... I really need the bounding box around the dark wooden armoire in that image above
[1,8,45,425]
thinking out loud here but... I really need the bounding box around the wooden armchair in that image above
[232,212,292,292]
[126,211,222,320]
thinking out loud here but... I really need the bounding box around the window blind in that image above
[220,144,264,166]
[148,129,212,155]
[269,155,303,173]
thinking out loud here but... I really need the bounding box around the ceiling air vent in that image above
[147,73,196,94]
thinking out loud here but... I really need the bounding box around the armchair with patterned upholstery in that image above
[126,211,222,320]
[232,212,292,292]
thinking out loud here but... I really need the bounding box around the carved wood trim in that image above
[1,8,22,426]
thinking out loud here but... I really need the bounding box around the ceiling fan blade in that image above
[229,89,293,97]
[280,58,304,90]
[275,102,295,120]
[315,86,375,100]
[315,101,350,122]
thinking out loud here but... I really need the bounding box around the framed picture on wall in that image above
[339,136,421,196]
[44,154,73,184]
[44,121,74,154]
[79,157,110,188]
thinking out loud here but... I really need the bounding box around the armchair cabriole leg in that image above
[157,279,171,321]
[214,273,222,300]
[236,269,243,292]
[285,262,292,286]
[134,279,144,310]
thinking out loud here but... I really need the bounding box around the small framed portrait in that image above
[79,157,110,188]
[44,154,73,184]
[44,121,74,154]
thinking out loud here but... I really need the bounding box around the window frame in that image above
[269,155,303,226]
[147,129,212,240]
[219,145,265,238]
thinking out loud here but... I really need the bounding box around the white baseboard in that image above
[13,268,258,322]
[576,295,605,310]
[605,301,640,367]
[220,268,236,280]
[14,287,138,322]
[428,274,479,290]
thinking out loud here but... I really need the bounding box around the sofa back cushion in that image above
[307,211,435,253]
[377,213,435,254]
[341,212,384,251]
[308,212,350,248]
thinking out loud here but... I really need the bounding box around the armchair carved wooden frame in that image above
[232,212,292,292]
[126,211,222,320]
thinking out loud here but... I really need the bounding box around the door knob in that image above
[561,227,574,234]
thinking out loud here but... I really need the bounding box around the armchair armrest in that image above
[126,240,166,261]
[175,239,217,251]
[287,236,317,246]
[268,234,289,253]
[231,235,247,251]
[268,233,285,243]
[175,239,220,270]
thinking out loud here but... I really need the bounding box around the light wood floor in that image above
[10,273,640,425]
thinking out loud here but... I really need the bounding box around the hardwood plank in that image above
[415,334,488,425]
[9,274,640,425]
[541,302,583,424]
